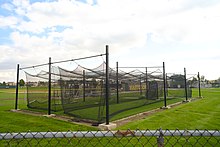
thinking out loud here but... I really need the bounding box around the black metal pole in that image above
[184,68,188,101]
[166,73,168,97]
[140,74,142,96]
[145,67,148,99]
[48,57,51,115]
[83,70,86,102]
[105,45,109,125]
[15,64,19,110]
[163,62,167,107]
[198,72,201,98]
[116,62,119,104]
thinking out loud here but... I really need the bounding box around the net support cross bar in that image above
[19,54,105,70]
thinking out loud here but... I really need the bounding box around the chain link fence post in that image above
[157,129,164,147]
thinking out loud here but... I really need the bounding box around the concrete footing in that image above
[43,114,56,117]
[10,109,21,112]
[182,100,191,103]
[98,123,117,130]
[160,106,171,109]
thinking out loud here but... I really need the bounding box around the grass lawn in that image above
[0,88,97,132]
[0,88,220,132]
[117,88,220,130]
[0,88,220,146]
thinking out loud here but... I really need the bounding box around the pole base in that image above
[43,114,56,117]
[182,100,191,103]
[160,106,171,109]
[10,109,21,112]
[98,123,117,131]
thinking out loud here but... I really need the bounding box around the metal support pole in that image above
[48,57,51,115]
[116,62,119,104]
[157,129,164,147]
[184,68,188,101]
[198,72,201,98]
[145,67,148,99]
[140,75,142,96]
[166,73,168,97]
[15,64,20,110]
[105,45,109,125]
[83,70,86,102]
[163,62,167,107]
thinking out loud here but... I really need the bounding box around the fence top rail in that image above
[1,130,220,140]
[19,53,105,70]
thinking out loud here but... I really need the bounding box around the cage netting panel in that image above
[186,74,199,97]
[25,62,178,124]
[58,63,107,124]
[166,74,192,99]
[108,67,164,120]
[25,66,62,112]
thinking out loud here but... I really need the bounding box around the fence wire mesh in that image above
[1,129,219,146]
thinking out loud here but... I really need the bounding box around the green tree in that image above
[19,79,25,86]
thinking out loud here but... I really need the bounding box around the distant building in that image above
[7,82,16,86]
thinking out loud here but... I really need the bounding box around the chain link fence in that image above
[1,129,220,146]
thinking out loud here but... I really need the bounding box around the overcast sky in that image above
[0,0,220,82]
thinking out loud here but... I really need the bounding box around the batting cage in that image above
[16,46,201,125]
[105,63,165,120]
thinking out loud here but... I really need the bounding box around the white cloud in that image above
[0,16,19,27]
[0,0,220,81]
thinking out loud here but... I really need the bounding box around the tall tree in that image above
[19,79,25,86]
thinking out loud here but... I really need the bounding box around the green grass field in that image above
[117,88,220,130]
[19,87,190,123]
[0,88,219,132]
[0,88,220,146]
[0,88,97,132]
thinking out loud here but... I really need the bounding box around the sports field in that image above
[0,88,219,132]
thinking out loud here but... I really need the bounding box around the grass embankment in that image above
[117,88,220,130]
[0,88,96,132]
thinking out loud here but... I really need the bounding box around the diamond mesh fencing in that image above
[1,129,219,146]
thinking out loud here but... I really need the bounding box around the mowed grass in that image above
[0,88,220,132]
[0,88,220,146]
[0,88,97,132]
[117,88,220,130]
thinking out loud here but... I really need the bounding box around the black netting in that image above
[166,73,192,99]
[107,67,164,120]
[24,61,199,124]
[58,64,106,124]
[25,67,62,112]
[24,63,166,124]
